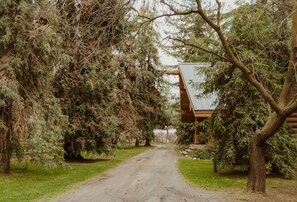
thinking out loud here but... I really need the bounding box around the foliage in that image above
[165,2,218,62]
[167,0,297,178]
[131,3,170,145]
[176,123,194,145]
[0,0,66,172]
[203,1,297,178]
[0,0,169,172]
[176,120,210,145]
[26,101,66,167]
[190,147,215,160]
[54,0,131,159]
[266,130,297,178]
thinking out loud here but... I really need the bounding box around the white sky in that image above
[157,0,239,66]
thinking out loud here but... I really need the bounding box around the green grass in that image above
[178,158,297,192]
[178,158,297,201]
[178,159,246,191]
[0,146,150,202]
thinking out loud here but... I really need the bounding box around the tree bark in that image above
[247,136,266,192]
[0,132,12,174]
[247,113,286,192]
[145,137,151,146]
[135,138,140,147]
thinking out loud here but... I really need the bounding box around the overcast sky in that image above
[157,0,239,66]
[155,0,240,99]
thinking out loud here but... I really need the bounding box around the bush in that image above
[190,147,215,160]
[176,122,194,145]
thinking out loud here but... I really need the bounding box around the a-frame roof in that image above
[179,63,217,111]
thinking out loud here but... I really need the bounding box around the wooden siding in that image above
[194,110,213,118]
[286,113,297,132]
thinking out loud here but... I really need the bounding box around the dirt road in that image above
[53,145,234,202]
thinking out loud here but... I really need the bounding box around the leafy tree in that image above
[0,0,66,172]
[157,0,297,192]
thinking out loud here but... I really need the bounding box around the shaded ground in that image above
[52,145,297,202]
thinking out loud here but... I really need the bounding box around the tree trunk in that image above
[145,137,151,146]
[246,0,297,193]
[247,113,286,192]
[0,132,12,174]
[213,155,218,173]
[135,138,140,147]
[247,136,266,192]
[63,137,83,160]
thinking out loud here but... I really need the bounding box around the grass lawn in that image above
[178,158,297,201]
[178,159,246,191]
[0,146,150,202]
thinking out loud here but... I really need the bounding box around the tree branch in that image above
[193,0,281,113]
[278,6,297,107]
[169,37,230,62]
[161,0,199,15]
[137,0,199,24]
[215,0,221,26]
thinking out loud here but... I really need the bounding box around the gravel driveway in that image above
[53,145,236,202]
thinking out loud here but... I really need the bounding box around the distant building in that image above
[154,128,177,144]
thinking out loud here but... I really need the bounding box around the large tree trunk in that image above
[247,136,266,192]
[247,113,286,192]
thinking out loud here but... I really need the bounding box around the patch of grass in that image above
[0,146,150,202]
[178,158,297,199]
[178,159,246,191]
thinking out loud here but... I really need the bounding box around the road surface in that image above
[53,145,234,202]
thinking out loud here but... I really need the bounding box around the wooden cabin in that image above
[168,63,216,144]
[168,63,297,141]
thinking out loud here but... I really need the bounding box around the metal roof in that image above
[179,63,217,111]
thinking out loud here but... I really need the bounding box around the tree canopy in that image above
[0,0,168,171]
[158,0,297,192]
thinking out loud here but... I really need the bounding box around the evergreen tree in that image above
[161,0,297,191]
[201,1,297,178]
[111,35,142,145]
[132,3,169,146]
[0,0,66,172]
[165,0,297,177]
[54,0,130,159]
